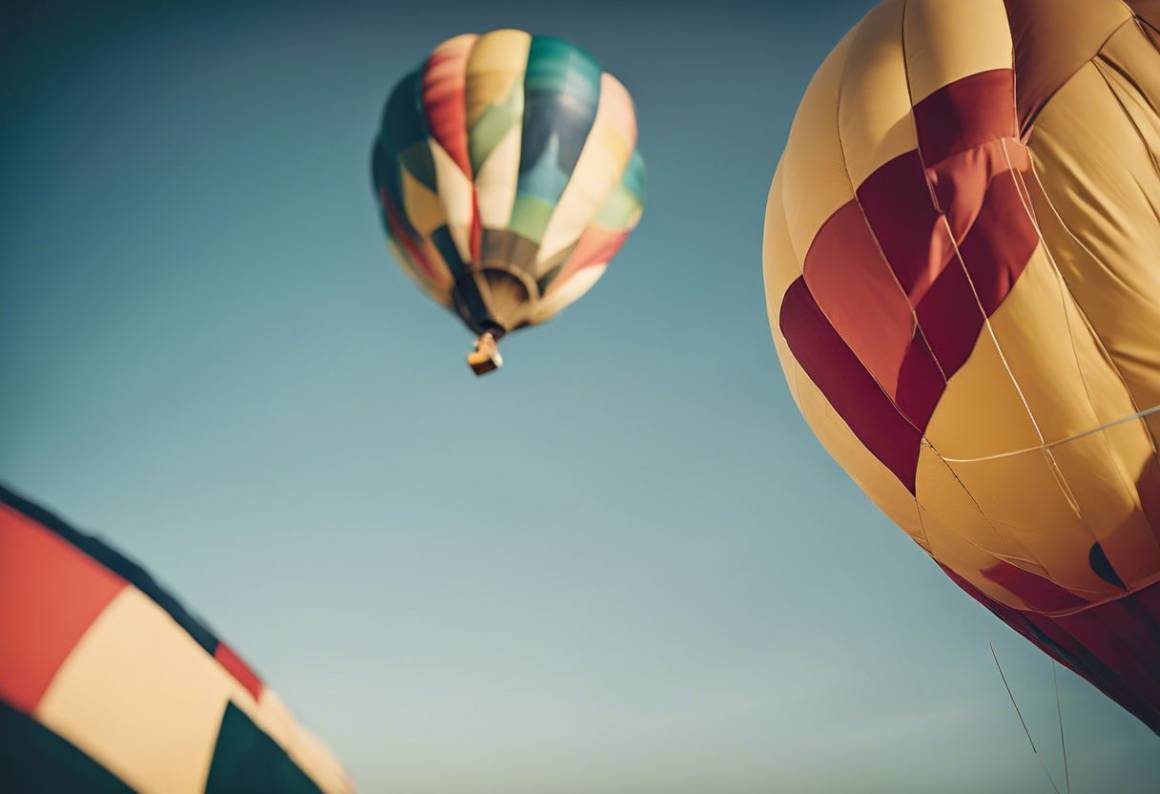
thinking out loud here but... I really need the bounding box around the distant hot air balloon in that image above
[0,484,354,793]
[371,30,645,375]
[764,0,1160,732]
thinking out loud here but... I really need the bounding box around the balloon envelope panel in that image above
[763,0,1160,732]
[372,29,645,337]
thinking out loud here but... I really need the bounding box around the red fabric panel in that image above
[214,642,264,702]
[780,277,922,491]
[803,201,916,395]
[980,560,1090,612]
[941,563,1160,734]
[895,336,946,430]
[1128,0,1160,28]
[954,172,1038,314]
[915,144,1038,375]
[914,248,987,377]
[913,69,1016,165]
[422,41,473,177]
[1056,601,1160,716]
[0,504,126,714]
[927,138,1030,243]
[857,151,952,306]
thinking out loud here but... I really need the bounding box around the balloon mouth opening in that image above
[452,266,538,330]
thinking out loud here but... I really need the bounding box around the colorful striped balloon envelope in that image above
[0,485,353,793]
[371,30,645,375]
[764,0,1160,733]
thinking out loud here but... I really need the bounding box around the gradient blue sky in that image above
[2,1,1158,791]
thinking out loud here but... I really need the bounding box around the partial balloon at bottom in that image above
[0,484,355,793]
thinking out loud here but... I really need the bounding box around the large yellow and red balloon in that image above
[764,0,1160,731]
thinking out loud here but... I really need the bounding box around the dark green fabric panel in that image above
[205,702,321,794]
[0,701,134,794]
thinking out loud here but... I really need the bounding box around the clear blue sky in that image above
[2,1,1157,791]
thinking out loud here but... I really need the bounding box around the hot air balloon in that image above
[0,484,354,793]
[763,0,1160,732]
[371,30,645,375]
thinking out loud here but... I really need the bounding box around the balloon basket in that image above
[468,350,502,376]
[467,332,503,376]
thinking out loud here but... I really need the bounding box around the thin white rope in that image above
[990,642,1064,794]
[1052,663,1071,794]
[941,403,1160,463]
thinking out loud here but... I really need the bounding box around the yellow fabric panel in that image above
[902,0,1013,103]
[465,29,531,127]
[762,170,800,304]
[1050,429,1160,589]
[937,458,1110,601]
[35,588,245,794]
[1044,267,1160,588]
[986,243,1160,588]
[915,445,1047,579]
[779,21,858,262]
[430,140,474,262]
[926,248,1130,601]
[837,0,917,188]
[1098,24,1160,150]
[401,168,445,237]
[988,245,1132,448]
[475,125,521,230]
[923,323,1040,465]
[536,74,636,271]
[916,498,1043,610]
[531,265,605,324]
[1028,46,1160,448]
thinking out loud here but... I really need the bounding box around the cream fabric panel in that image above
[536,75,636,270]
[430,140,475,261]
[36,588,245,794]
[475,128,522,229]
